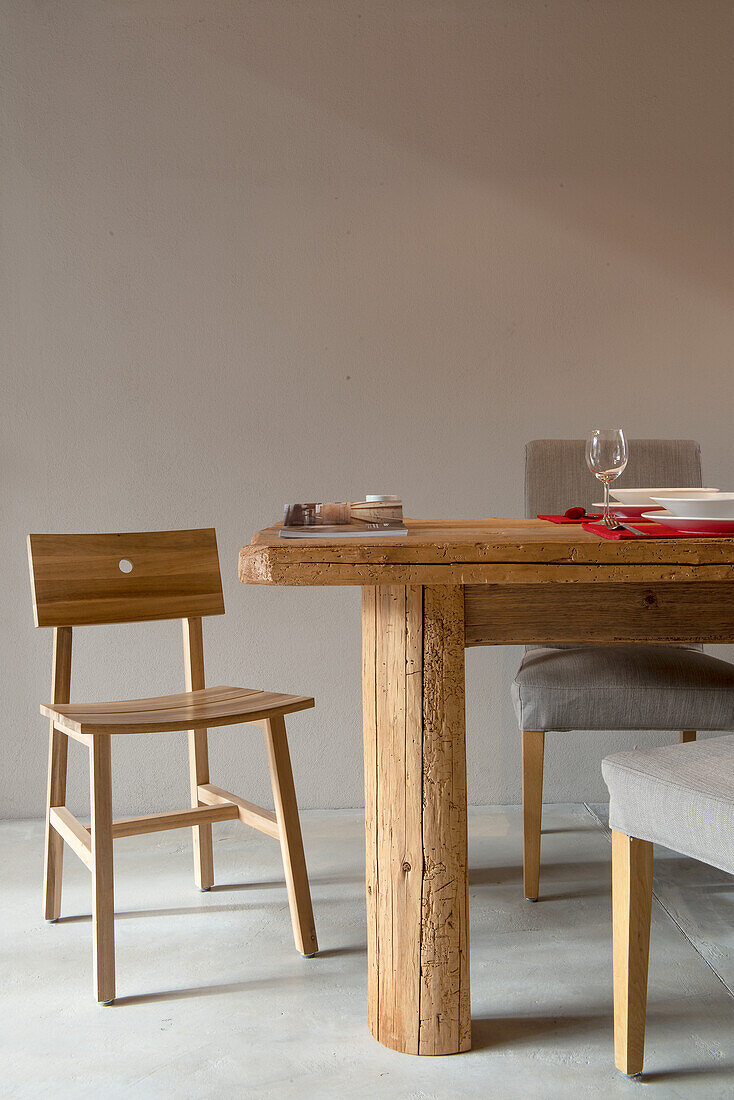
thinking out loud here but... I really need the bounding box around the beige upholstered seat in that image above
[513,644,734,733]
[603,734,734,875]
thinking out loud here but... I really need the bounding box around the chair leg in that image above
[43,626,72,922]
[43,727,69,921]
[612,830,653,1076]
[522,730,545,901]
[264,715,318,956]
[188,728,214,890]
[679,730,696,743]
[89,735,115,1004]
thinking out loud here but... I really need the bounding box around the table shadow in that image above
[471,1012,610,1051]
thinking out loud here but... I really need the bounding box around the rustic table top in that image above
[239,519,734,587]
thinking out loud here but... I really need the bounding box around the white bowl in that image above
[651,493,734,519]
[593,502,663,518]
[610,487,718,507]
[643,510,734,534]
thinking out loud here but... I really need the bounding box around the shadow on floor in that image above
[471,1013,611,1051]
[312,944,366,959]
[109,944,366,1006]
[541,826,599,836]
[209,871,364,892]
[112,981,263,1006]
[472,1017,734,1084]
[55,874,366,924]
[640,1064,734,1084]
[534,886,610,903]
[469,860,609,887]
[56,902,279,922]
[111,974,310,1007]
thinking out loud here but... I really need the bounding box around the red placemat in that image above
[581,521,713,540]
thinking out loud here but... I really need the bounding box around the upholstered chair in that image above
[603,734,734,1075]
[513,439,734,899]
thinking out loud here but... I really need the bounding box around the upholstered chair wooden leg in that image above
[522,730,545,901]
[679,730,696,743]
[612,830,653,1075]
[89,734,116,1004]
[264,716,318,957]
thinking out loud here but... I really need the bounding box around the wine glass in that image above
[586,429,628,528]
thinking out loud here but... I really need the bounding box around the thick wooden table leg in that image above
[362,584,470,1056]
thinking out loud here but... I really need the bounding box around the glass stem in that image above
[604,481,610,523]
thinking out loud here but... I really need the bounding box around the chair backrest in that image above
[28,528,225,627]
[525,439,702,519]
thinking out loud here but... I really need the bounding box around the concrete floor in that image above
[1,806,732,1099]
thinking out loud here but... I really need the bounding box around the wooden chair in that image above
[28,528,318,1004]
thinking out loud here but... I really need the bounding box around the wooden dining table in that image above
[238,518,734,1057]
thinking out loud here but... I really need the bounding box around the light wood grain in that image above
[43,685,249,715]
[465,582,734,645]
[373,586,404,1049]
[420,585,470,1056]
[241,520,734,588]
[111,803,238,838]
[245,560,734,588]
[362,586,421,1053]
[403,586,424,1047]
[41,686,315,736]
[89,734,115,1004]
[384,586,422,1052]
[43,626,72,920]
[49,806,92,868]
[28,529,225,627]
[51,802,243,842]
[362,585,469,1056]
[197,784,279,838]
[183,616,214,890]
[361,586,380,1038]
[265,716,318,956]
[612,830,653,1076]
[522,731,545,902]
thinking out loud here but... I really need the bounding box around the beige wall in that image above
[3,1,733,817]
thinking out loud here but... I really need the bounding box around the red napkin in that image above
[581,521,713,540]
[538,513,602,525]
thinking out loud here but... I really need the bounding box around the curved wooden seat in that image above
[42,685,314,737]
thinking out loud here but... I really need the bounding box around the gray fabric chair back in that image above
[525,439,702,519]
